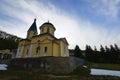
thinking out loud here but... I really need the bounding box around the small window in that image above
[26,49,29,55]
[36,46,40,56]
[37,40,40,44]
[47,27,49,33]
[42,28,44,32]
[44,47,47,53]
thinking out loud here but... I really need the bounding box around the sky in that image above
[0,0,120,50]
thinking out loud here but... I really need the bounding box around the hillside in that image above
[0,30,22,51]
[0,30,21,41]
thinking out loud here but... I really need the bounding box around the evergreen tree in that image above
[105,46,110,53]
[110,45,116,52]
[114,44,120,63]
[114,44,119,52]
[85,44,120,64]
[0,37,18,50]
[94,46,97,52]
[74,45,84,58]
[100,45,105,53]
[85,45,94,61]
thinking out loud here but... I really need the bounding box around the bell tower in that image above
[27,19,38,39]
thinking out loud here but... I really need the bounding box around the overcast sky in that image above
[0,0,120,49]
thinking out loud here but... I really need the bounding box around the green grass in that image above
[0,66,120,80]
[85,61,120,71]
[69,66,90,76]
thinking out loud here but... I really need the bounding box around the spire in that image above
[28,19,37,31]
[27,19,38,39]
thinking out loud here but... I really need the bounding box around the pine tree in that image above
[85,45,93,61]
[0,37,18,50]
[99,45,105,62]
[114,44,119,52]
[105,46,110,53]
[100,45,105,53]
[74,45,84,58]
[94,46,97,52]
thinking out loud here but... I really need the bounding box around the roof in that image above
[32,33,57,39]
[57,38,69,45]
[20,39,31,42]
[32,33,68,45]
[28,19,37,31]
[40,21,56,30]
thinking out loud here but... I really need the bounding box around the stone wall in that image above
[0,60,10,64]
[10,57,84,73]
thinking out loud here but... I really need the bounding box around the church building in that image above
[16,19,69,58]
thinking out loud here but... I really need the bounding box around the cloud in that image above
[0,0,120,49]
[89,0,120,19]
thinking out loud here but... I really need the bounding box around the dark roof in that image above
[20,39,31,42]
[40,21,56,30]
[28,19,37,31]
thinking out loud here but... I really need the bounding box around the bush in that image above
[70,66,90,76]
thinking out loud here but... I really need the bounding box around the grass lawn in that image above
[84,61,120,71]
[0,66,120,80]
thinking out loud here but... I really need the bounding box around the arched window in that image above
[44,47,47,53]
[36,40,40,56]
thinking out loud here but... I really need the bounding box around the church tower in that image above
[39,21,56,36]
[27,19,38,39]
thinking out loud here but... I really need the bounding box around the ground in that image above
[0,64,120,80]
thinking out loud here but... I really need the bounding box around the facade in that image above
[16,19,69,58]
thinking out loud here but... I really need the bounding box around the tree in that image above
[105,46,110,53]
[85,45,94,61]
[74,45,84,58]
[94,46,97,52]
[114,44,119,52]
[0,37,18,51]
[85,44,120,64]
[110,45,116,52]
[99,45,105,62]
[100,45,105,53]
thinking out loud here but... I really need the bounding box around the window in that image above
[26,49,29,56]
[36,46,40,55]
[42,28,44,32]
[47,27,49,33]
[37,40,40,44]
[36,40,40,56]
[34,32,36,35]
[44,47,47,53]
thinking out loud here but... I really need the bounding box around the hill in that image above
[0,30,21,51]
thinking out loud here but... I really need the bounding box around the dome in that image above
[40,22,56,30]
